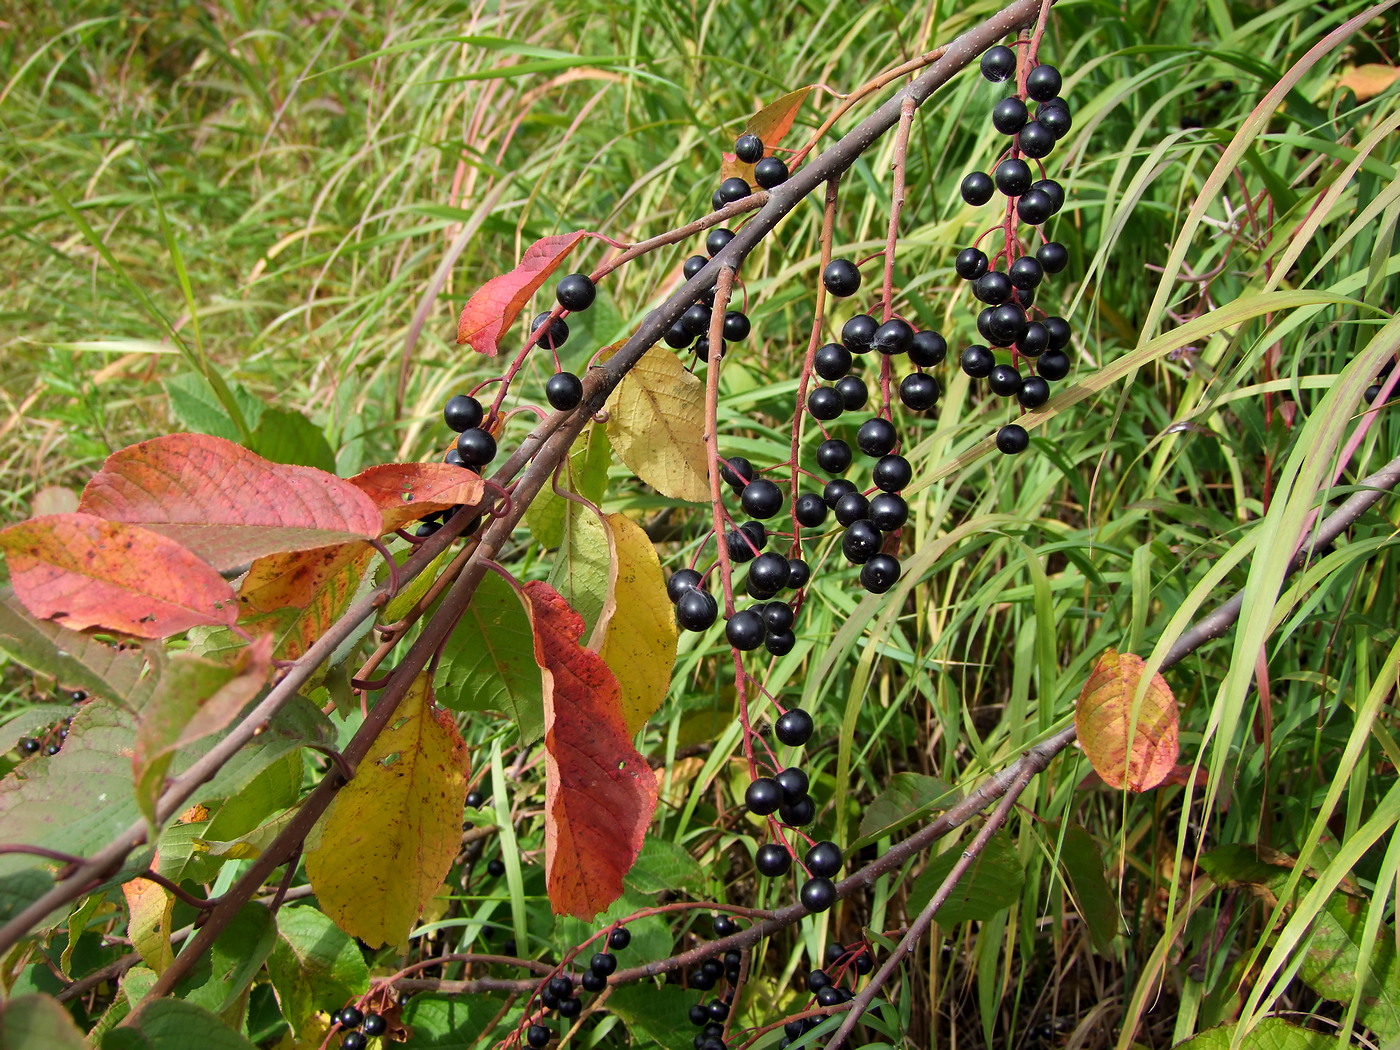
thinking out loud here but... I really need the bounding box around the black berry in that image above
[1009,256,1043,289]
[872,454,912,492]
[860,553,902,593]
[745,777,783,815]
[900,372,940,411]
[723,311,751,341]
[1031,179,1064,214]
[814,342,852,380]
[996,424,1030,454]
[823,478,857,508]
[531,312,569,349]
[1044,316,1072,350]
[684,255,708,280]
[987,304,1026,347]
[794,493,828,527]
[833,491,871,527]
[741,478,784,519]
[748,552,790,594]
[682,303,712,337]
[841,314,878,353]
[805,841,843,878]
[717,177,751,205]
[582,971,606,992]
[707,999,730,1021]
[362,1014,386,1036]
[842,520,882,563]
[487,858,505,877]
[1017,122,1055,160]
[609,928,632,950]
[727,610,766,651]
[338,1007,364,1029]
[992,97,1028,135]
[871,318,914,355]
[807,386,843,420]
[677,590,719,631]
[342,1034,368,1050]
[786,558,811,589]
[1038,349,1071,381]
[836,375,868,411]
[961,171,994,205]
[974,270,1013,305]
[734,133,764,163]
[816,438,852,473]
[1037,103,1072,138]
[720,456,754,490]
[556,273,596,311]
[706,228,735,256]
[444,394,484,432]
[755,843,792,877]
[780,796,816,825]
[988,364,1022,397]
[1018,321,1049,357]
[1026,64,1063,101]
[545,372,584,411]
[754,156,789,188]
[961,345,995,378]
[856,417,897,456]
[558,998,582,1018]
[775,709,814,746]
[823,259,861,297]
[1036,242,1068,273]
[775,766,809,802]
[956,247,990,281]
[590,952,617,976]
[668,568,703,603]
[994,158,1032,197]
[456,428,497,466]
[1018,376,1051,408]
[800,877,837,912]
[869,492,908,531]
[909,330,948,366]
[980,45,1017,82]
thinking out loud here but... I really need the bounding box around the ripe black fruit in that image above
[981,44,1017,82]
[722,311,750,341]
[444,394,484,432]
[528,1025,551,1047]
[1038,349,1071,381]
[833,491,870,527]
[754,156,789,188]
[900,372,940,411]
[961,344,995,378]
[684,254,708,280]
[842,520,881,563]
[556,272,596,311]
[800,877,837,912]
[338,1007,364,1029]
[996,423,1030,454]
[856,417,897,456]
[841,314,878,353]
[775,708,814,746]
[974,270,1013,305]
[860,553,901,593]
[823,259,861,297]
[609,928,632,950]
[1044,316,1071,350]
[456,428,497,466]
[1016,187,1054,225]
[748,552,790,593]
[558,998,582,1018]
[487,858,505,877]
[1026,63,1063,101]
[665,321,692,349]
[976,307,996,343]
[1009,256,1043,289]
[667,568,703,603]
[956,247,990,281]
[794,493,828,527]
[1018,321,1049,356]
[689,1004,709,1026]
[1017,122,1055,159]
[869,492,908,531]
[816,438,852,473]
[717,177,751,205]
[682,303,712,337]
[816,984,846,1006]
[1031,179,1064,214]
[706,228,735,256]
[806,840,843,878]
[995,158,1032,197]
[872,454,912,492]
[1018,375,1051,408]
[591,952,618,976]
[734,132,764,163]
[786,558,810,588]
[531,312,569,349]
[741,478,784,519]
[1037,102,1072,138]
[545,372,584,411]
[727,610,766,651]
[1036,241,1068,273]
[745,777,783,815]
[780,795,816,825]
[720,456,754,491]
[836,375,868,410]
[814,342,852,380]
[775,766,809,802]
[362,1015,387,1036]
[823,479,857,510]
[677,590,719,631]
[808,969,832,992]
[465,790,483,807]
[987,304,1027,346]
[766,630,796,656]
[961,171,994,205]
[582,970,606,992]
[872,318,914,355]
[909,329,948,366]
[707,999,730,1021]
[992,97,1028,134]
[755,843,791,877]
[764,602,795,633]
[988,364,1022,397]
[342,1034,368,1050]
[807,386,843,420]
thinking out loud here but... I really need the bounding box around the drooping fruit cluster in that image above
[523,926,633,1046]
[957,43,1077,454]
[334,1004,387,1049]
[682,914,744,1050]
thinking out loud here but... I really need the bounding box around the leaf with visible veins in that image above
[1075,650,1179,792]
[456,232,585,355]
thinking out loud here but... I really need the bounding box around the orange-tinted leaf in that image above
[239,546,375,660]
[237,543,370,616]
[1075,650,1179,792]
[720,86,811,181]
[0,514,236,638]
[456,232,586,355]
[1337,63,1400,100]
[79,433,382,571]
[347,462,485,533]
[523,580,657,919]
[304,674,468,949]
[123,870,175,973]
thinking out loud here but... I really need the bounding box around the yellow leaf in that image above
[606,346,710,502]
[1337,63,1400,101]
[122,872,174,973]
[304,674,468,948]
[589,513,677,735]
[1075,650,1179,793]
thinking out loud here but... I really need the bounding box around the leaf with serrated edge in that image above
[0,514,235,638]
[456,232,585,355]
[524,581,658,919]
[606,346,709,503]
[347,462,485,533]
[78,433,382,571]
[304,674,468,948]
[123,872,175,973]
[267,905,369,1036]
[1075,649,1179,792]
[590,513,676,735]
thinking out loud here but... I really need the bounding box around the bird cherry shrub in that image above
[0,3,1185,1048]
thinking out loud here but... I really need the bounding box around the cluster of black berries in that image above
[524,927,633,1046]
[955,44,1076,454]
[15,712,73,758]
[682,915,744,1050]
[334,1005,387,1049]
[774,945,876,1045]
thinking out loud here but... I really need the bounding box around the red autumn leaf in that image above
[720,86,812,181]
[0,513,236,638]
[78,433,383,571]
[1075,650,1180,792]
[456,232,586,355]
[522,580,657,919]
[347,462,486,533]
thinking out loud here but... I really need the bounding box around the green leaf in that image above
[248,406,336,473]
[164,373,264,443]
[400,993,501,1048]
[123,998,257,1050]
[267,905,370,1035]
[436,571,544,742]
[854,772,956,846]
[525,422,612,549]
[546,499,610,638]
[0,993,88,1049]
[1170,1018,1347,1050]
[906,834,1024,925]
[607,981,698,1050]
[0,587,146,703]
[1058,824,1118,955]
[174,902,276,1025]
[624,835,707,897]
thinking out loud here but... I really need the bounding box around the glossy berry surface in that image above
[900,372,940,411]
[527,1025,551,1048]
[723,310,750,341]
[1009,256,1043,289]
[755,843,792,877]
[667,568,703,603]
[1038,103,1072,138]
[823,259,861,297]
[683,254,708,280]
[444,394,484,432]
[794,493,828,527]
[1032,179,1065,213]
[338,1007,364,1029]
[961,171,994,206]
[841,314,878,353]
[872,454,912,492]
[816,438,852,473]
[1044,316,1072,350]
[706,227,734,256]
[856,417,897,456]
[361,1014,386,1036]
[836,375,868,410]
[823,478,858,508]
[1018,376,1051,408]
[988,364,1022,397]
[814,342,852,380]
[787,558,811,588]
[556,272,596,311]
[833,491,870,527]
[980,44,1017,82]
[558,998,582,1018]
[741,478,784,519]
[807,386,843,420]
[1018,321,1049,356]
[961,344,995,378]
[748,553,790,594]
[545,372,584,411]
[780,795,816,825]
[1017,188,1054,225]
[591,952,617,976]
[677,590,719,631]
[609,927,632,950]
[342,1035,368,1050]
[456,428,497,466]
[955,247,989,281]
[806,840,843,878]
[1038,349,1071,381]
[974,270,1013,305]
[487,858,505,877]
[775,708,814,746]
[754,156,789,188]
[745,777,783,815]
[869,492,908,531]
[1017,122,1056,159]
[872,318,914,355]
[727,610,766,651]
[992,97,1028,134]
[861,553,902,593]
[531,312,569,349]
[987,304,1026,346]
[1037,241,1069,273]
[842,520,881,563]
[909,329,948,366]
[995,158,1032,197]
[717,177,751,205]
[775,766,809,802]
[720,456,753,490]
[996,423,1031,454]
[734,132,764,163]
[681,303,712,337]
[582,971,606,992]
[1026,63,1063,101]
[800,877,837,912]
[764,601,795,633]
